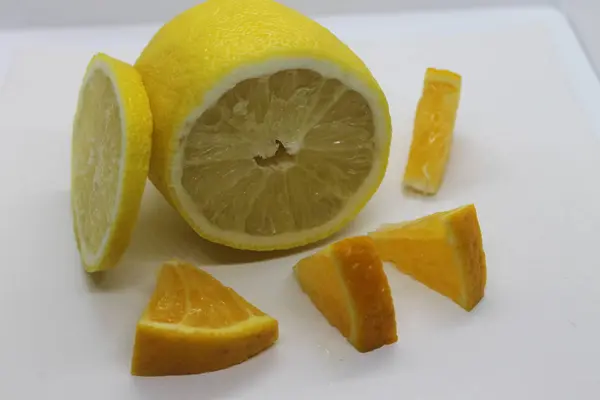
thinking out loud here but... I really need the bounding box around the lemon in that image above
[135,0,392,250]
[71,53,152,272]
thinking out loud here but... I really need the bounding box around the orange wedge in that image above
[370,204,486,311]
[403,68,462,195]
[294,236,397,352]
[131,261,278,376]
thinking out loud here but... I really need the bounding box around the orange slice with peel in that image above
[403,68,461,195]
[370,204,486,311]
[131,261,278,376]
[294,236,397,352]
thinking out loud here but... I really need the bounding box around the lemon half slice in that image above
[71,53,152,272]
[135,0,392,251]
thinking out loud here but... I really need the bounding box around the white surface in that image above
[0,0,549,27]
[1,6,600,400]
[561,0,600,71]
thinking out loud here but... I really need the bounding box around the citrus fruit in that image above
[131,260,278,376]
[370,204,486,311]
[134,0,392,250]
[403,68,461,195]
[294,236,397,352]
[71,53,152,272]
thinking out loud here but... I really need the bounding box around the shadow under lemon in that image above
[90,183,357,290]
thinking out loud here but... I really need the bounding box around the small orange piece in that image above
[403,68,462,195]
[294,236,397,352]
[131,261,278,376]
[370,204,486,311]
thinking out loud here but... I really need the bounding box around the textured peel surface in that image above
[403,68,461,195]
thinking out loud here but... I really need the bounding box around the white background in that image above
[1,5,600,399]
[0,0,548,27]
[0,0,599,80]
[0,1,600,399]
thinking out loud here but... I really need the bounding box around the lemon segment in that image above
[71,53,152,272]
[135,0,392,250]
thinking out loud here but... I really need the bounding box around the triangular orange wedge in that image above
[403,68,461,195]
[294,236,397,352]
[370,204,486,311]
[131,261,278,376]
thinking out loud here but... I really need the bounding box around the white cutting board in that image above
[0,6,599,400]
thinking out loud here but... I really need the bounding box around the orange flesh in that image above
[403,68,461,195]
[146,262,262,328]
[294,250,352,339]
[373,225,464,305]
[131,261,278,376]
[371,205,486,311]
[294,236,397,352]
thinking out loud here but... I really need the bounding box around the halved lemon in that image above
[294,236,397,352]
[135,0,392,251]
[71,53,152,272]
[131,260,279,376]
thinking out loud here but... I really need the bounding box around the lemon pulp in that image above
[178,69,376,238]
[71,53,152,271]
[72,69,122,258]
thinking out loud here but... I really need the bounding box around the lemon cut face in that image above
[71,53,152,272]
[175,68,382,248]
